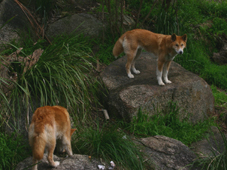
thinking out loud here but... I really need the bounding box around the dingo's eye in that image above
[181,44,183,46]
[176,44,179,47]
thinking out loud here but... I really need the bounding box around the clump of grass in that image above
[1,33,102,128]
[73,123,144,170]
[0,132,30,170]
[211,85,227,107]
[124,102,215,146]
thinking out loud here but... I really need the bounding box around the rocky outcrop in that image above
[16,154,104,170]
[191,126,227,158]
[46,13,105,39]
[136,136,199,170]
[16,132,227,170]
[100,52,214,123]
[212,42,227,65]
[0,0,34,48]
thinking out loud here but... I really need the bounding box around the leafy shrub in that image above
[211,85,227,107]
[0,133,29,170]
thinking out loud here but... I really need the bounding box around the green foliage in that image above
[93,37,117,65]
[124,102,215,146]
[210,17,227,35]
[34,0,56,18]
[155,8,179,35]
[198,0,227,18]
[73,123,144,170]
[126,0,160,21]
[1,34,101,124]
[0,133,30,170]
[211,85,227,107]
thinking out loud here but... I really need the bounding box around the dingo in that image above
[113,29,187,85]
[28,106,76,170]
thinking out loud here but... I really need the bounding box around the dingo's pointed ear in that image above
[71,128,76,136]
[182,34,187,42]
[171,33,176,41]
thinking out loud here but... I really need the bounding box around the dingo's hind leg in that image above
[125,51,137,78]
[62,135,73,156]
[47,139,60,167]
[131,48,142,74]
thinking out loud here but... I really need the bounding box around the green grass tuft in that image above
[211,85,227,107]
[73,123,144,170]
[3,34,102,122]
[0,132,30,170]
[124,102,216,146]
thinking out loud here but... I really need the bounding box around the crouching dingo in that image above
[113,29,187,85]
[28,106,76,170]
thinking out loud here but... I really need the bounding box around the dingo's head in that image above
[171,34,187,55]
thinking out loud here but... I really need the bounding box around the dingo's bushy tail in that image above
[32,134,46,160]
[113,37,124,59]
[30,133,46,170]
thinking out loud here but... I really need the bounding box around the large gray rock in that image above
[0,0,34,48]
[136,136,199,170]
[46,13,104,39]
[100,52,214,123]
[191,126,227,158]
[16,154,103,170]
[212,43,227,65]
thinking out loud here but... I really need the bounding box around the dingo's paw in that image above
[128,73,134,78]
[165,80,172,84]
[132,68,140,74]
[158,80,165,86]
[53,161,60,167]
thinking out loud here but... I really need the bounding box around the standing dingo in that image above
[113,29,187,85]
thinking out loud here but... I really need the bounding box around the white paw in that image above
[54,161,60,167]
[128,73,134,78]
[165,80,172,84]
[132,68,140,74]
[134,69,140,74]
[158,80,165,86]
[159,82,165,86]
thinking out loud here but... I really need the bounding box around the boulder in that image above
[190,126,227,158]
[100,52,214,123]
[16,154,103,170]
[0,0,34,49]
[136,136,200,170]
[212,43,227,65]
[46,13,104,39]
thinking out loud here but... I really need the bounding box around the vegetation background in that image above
[0,0,227,169]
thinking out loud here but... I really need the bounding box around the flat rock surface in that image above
[100,52,214,123]
[16,154,103,170]
[46,13,104,39]
[135,136,200,170]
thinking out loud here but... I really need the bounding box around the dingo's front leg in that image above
[157,59,165,86]
[163,61,172,84]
